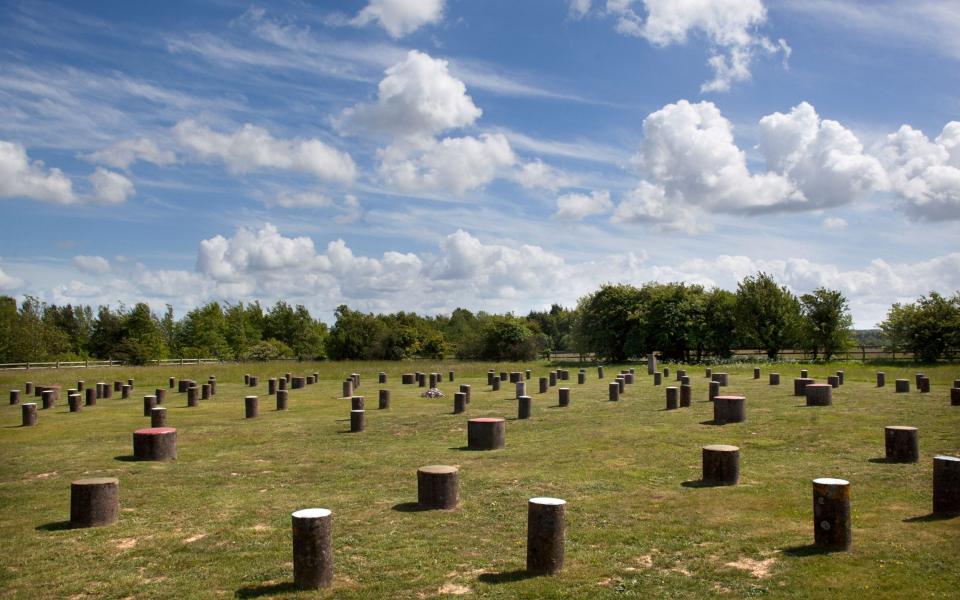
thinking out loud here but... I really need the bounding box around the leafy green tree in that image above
[245,339,293,361]
[880,292,960,362]
[574,284,645,362]
[0,296,18,362]
[224,302,263,358]
[701,289,738,359]
[800,288,853,360]
[325,305,384,360]
[177,302,230,358]
[735,272,802,359]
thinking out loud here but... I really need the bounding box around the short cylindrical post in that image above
[245,396,259,419]
[952,387,960,406]
[67,391,81,413]
[711,372,729,386]
[895,379,910,393]
[525,369,532,380]
[654,372,662,386]
[918,377,930,393]
[198,383,208,400]
[250,375,260,387]
[350,409,364,432]
[509,371,521,383]
[291,508,333,590]
[459,384,471,404]
[453,392,466,414]
[616,377,625,393]
[114,381,122,392]
[676,369,686,381]
[549,372,557,387]
[143,395,157,417]
[487,371,495,385]
[836,371,844,385]
[276,378,285,392]
[915,373,924,388]
[527,497,566,575]
[577,372,585,385]
[539,377,548,393]
[492,377,501,391]
[22,403,37,426]
[516,381,526,398]
[244,374,250,385]
[418,373,426,388]
[24,382,33,395]
[713,396,746,425]
[77,380,84,392]
[794,378,815,396]
[558,387,570,407]
[351,396,364,411]
[666,387,678,410]
[352,373,359,388]
[680,384,691,407]
[70,478,119,528]
[805,384,833,407]
[679,375,691,386]
[120,384,130,400]
[800,369,809,378]
[500,371,508,382]
[812,478,851,551]
[10,389,19,405]
[168,376,175,389]
[379,372,387,384]
[827,375,839,388]
[663,367,669,378]
[597,366,604,379]
[187,386,199,407]
[609,382,619,402]
[417,465,459,509]
[153,388,164,405]
[342,380,353,398]
[41,389,55,410]
[429,373,438,388]
[709,380,720,402]
[933,456,960,516]
[624,373,634,384]
[467,417,505,450]
[753,367,761,379]
[132,427,177,460]
[402,373,414,385]
[702,445,740,485]
[518,395,532,419]
[884,426,919,462]
[448,370,455,382]
[268,378,277,395]
[178,379,188,393]
[876,372,885,387]
[705,367,712,379]
[276,390,289,411]
[151,407,167,428]
[378,389,390,409]
[647,353,657,375]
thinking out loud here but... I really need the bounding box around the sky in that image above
[1,0,958,328]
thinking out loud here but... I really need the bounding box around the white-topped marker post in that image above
[292,508,333,589]
[812,478,851,550]
[527,497,566,575]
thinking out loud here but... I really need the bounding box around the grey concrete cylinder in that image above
[525,369,532,380]
[429,373,438,388]
[952,387,960,406]
[120,384,130,400]
[277,390,289,411]
[350,409,365,432]
[709,380,720,402]
[800,369,809,378]
[277,378,285,392]
[812,478,851,551]
[378,389,390,410]
[133,427,177,461]
[527,497,566,575]
[449,370,455,382]
[794,378,815,396]
[713,396,746,424]
[143,395,157,417]
[609,382,619,402]
[597,366,604,379]
[85,387,96,406]
[705,367,712,379]
[666,387,678,410]
[877,372,885,387]
[518,395,532,419]
[624,373,634,384]
[187,386,199,407]
[492,377,500,391]
[459,384,471,404]
[711,372,729,386]
[676,369,686,381]
[702,445,740,485]
[539,377,548,393]
[827,375,839,388]
[402,373,414,385]
[895,379,910,393]
[836,371,844,385]
[417,465,459,509]
[9,389,19,405]
[884,426,919,463]
[151,407,167,428]
[516,381,527,398]
[41,389,55,410]
[453,392,466,414]
[680,384,691,407]
[168,376,175,389]
[292,508,333,590]
[558,387,570,407]
[155,388,166,404]
[22,403,37,426]
[68,393,82,412]
[70,477,119,528]
[918,377,930,393]
[467,417,505,450]
[379,372,387,384]
[663,367,670,378]
[342,380,353,398]
[201,383,210,400]
[268,378,277,395]
[577,372,585,384]
[549,372,557,387]
[753,367,761,379]
[249,376,258,387]
[805,384,833,407]
[351,396,364,411]
[768,373,780,386]
[615,377,625,393]
[933,455,960,516]
[654,372,662,386]
[245,396,259,419]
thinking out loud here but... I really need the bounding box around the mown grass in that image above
[0,360,958,599]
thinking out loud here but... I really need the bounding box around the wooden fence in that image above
[549,346,956,363]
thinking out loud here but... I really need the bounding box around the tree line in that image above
[0,273,956,364]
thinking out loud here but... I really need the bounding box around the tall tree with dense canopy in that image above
[800,288,853,360]
[735,272,802,359]
[574,284,645,362]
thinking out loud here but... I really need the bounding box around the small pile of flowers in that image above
[420,388,445,398]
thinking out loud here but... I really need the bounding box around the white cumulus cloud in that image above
[513,159,579,191]
[89,168,135,204]
[73,255,111,275]
[378,133,516,194]
[173,119,356,183]
[554,190,613,220]
[0,140,75,203]
[877,121,960,220]
[352,0,446,38]
[0,265,23,291]
[83,137,177,169]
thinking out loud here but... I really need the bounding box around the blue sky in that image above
[1,0,958,327]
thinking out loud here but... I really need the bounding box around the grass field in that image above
[1,360,958,599]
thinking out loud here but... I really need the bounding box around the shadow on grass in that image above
[699,419,719,426]
[234,581,298,598]
[903,513,956,523]
[113,455,140,462]
[782,544,844,557]
[391,502,430,513]
[36,520,72,532]
[680,479,730,489]
[477,569,538,584]
[867,457,896,464]
[448,446,485,452]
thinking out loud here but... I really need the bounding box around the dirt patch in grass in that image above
[114,538,137,550]
[437,583,472,595]
[183,533,207,544]
[725,556,777,579]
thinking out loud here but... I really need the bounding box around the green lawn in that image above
[1,360,958,599]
